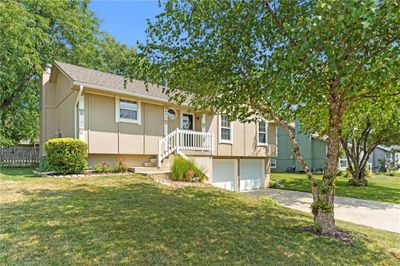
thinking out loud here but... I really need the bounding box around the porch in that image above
[158,128,214,167]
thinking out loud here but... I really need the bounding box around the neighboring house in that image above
[39,62,277,191]
[337,145,399,172]
[272,121,327,172]
[273,120,398,173]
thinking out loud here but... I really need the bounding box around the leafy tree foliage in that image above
[341,97,400,185]
[132,0,400,234]
[0,0,135,144]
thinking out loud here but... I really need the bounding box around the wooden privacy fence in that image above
[0,145,39,167]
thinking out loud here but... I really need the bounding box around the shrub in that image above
[269,181,284,189]
[377,159,388,173]
[45,138,87,174]
[113,158,129,172]
[348,178,368,187]
[171,156,206,182]
[364,168,372,178]
[94,162,113,173]
[343,170,352,178]
[385,171,400,177]
[336,170,343,176]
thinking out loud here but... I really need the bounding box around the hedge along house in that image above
[39,62,277,191]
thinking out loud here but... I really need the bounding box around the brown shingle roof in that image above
[54,61,170,101]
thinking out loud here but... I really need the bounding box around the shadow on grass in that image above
[0,167,37,180]
[0,177,397,265]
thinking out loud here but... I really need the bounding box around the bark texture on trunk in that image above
[313,88,343,235]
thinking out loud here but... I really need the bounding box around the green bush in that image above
[171,156,206,182]
[269,180,284,189]
[45,138,88,174]
[385,171,400,177]
[94,159,129,173]
[343,170,352,178]
[348,178,368,187]
[364,168,372,178]
[113,158,129,172]
[94,162,113,173]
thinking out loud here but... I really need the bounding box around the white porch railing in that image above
[158,128,213,167]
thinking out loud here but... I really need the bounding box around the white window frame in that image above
[257,120,268,146]
[219,114,233,144]
[338,158,347,170]
[270,158,277,169]
[395,153,400,164]
[115,96,141,124]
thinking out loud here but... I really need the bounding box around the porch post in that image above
[176,128,180,153]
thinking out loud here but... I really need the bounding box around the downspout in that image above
[74,85,84,138]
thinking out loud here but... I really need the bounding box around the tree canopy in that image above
[341,95,400,184]
[132,0,400,234]
[0,0,136,144]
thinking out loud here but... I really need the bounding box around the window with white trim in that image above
[271,158,277,168]
[116,98,140,124]
[339,158,347,169]
[258,121,267,145]
[219,114,232,143]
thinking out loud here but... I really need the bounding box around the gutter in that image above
[74,85,84,138]
[74,81,190,107]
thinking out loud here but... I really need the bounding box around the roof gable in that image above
[53,61,170,101]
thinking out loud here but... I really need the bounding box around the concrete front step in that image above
[143,162,157,167]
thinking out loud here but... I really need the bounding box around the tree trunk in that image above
[312,92,343,234]
[252,100,340,234]
[341,136,374,187]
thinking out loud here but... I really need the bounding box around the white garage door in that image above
[213,159,237,191]
[240,159,264,191]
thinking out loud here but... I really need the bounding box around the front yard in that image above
[271,172,400,204]
[1,168,399,265]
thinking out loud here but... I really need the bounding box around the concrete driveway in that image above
[243,188,400,233]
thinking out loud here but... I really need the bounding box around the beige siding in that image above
[88,94,119,154]
[88,154,152,167]
[56,91,77,138]
[144,103,164,154]
[55,73,73,106]
[86,93,165,155]
[167,108,180,134]
[40,68,75,155]
[232,121,245,156]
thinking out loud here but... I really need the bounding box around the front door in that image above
[181,113,194,130]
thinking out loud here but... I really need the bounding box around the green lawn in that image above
[1,168,399,265]
[271,172,400,204]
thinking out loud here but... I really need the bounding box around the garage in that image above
[212,159,237,191]
[239,159,265,191]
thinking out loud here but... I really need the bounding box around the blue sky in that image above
[89,0,162,47]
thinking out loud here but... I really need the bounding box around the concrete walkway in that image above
[243,188,400,233]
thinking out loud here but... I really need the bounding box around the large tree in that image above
[131,0,400,234]
[341,97,400,186]
[0,0,135,144]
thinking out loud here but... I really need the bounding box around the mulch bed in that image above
[32,170,131,178]
[149,173,210,189]
[301,226,354,245]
